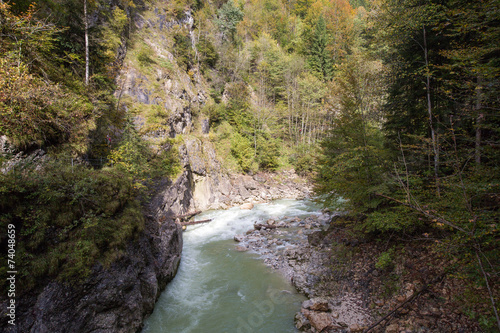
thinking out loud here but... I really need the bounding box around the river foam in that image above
[142,199,320,333]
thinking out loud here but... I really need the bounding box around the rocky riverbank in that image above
[232,211,483,333]
[150,134,312,216]
[232,211,372,333]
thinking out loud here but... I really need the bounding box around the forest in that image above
[0,0,499,331]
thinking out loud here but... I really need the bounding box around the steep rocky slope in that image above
[114,2,311,212]
[1,183,183,333]
[0,3,313,332]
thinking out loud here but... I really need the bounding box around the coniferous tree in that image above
[216,0,244,42]
[308,15,333,81]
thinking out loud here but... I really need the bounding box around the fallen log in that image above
[174,210,202,220]
[181,219,212,226]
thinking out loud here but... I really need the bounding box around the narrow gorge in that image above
[1,0,497,332]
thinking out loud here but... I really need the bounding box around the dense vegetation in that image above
[0,0,179,293]
[0,0,498,330]
[0,160,144,290]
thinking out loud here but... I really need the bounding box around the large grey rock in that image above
[0,135,15,155]
[185,138,206,176]
[1,213,182,333]
[0,165,199,333]
[201,118,210,134]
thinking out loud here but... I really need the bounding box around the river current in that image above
[142,199,321,333]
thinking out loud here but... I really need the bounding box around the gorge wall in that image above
[0,3,311,332]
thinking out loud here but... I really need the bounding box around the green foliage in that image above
[109,126,150,179]
[308,16,334,81]
[101,7,128,61]
[137,44,156,67]
[251,33,288,102]
[291,143,316,175]
[0,58,94,149]
[230,131,256,173]
[0,2,64,79]
[173,32,194,70]
[294,0,314,19]
[204,102,226,125]
[139,104,171,135]
[256,135,280,170]
[0,3,96,150]
[375,248,395,270]
[362,207,422,234]
[316,52,388,218]
[198,36,219,68]
[109,122,181,181]
[0,159,144,292]
[215,0,244,42]
[0,2,128,155]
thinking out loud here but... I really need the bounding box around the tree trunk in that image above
[423,25,440,196]
[475,76,483,166]
[84,0,89,86]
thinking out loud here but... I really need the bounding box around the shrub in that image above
[0,158,144,292]
[230,132,256,173]
[291,143,316,175]
[109,122,181,181]
[173,32,193,70]
[257,135,280,170]
[375,248,395,270]
[198,36,219,67]
[137,45,156,67]
[0,58,93,149]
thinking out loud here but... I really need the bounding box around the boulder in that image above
[234,234,244,242]
[253,174,266,183]
[240,203,254,210]
[302,298,330,312]
[349,323,364,332]
[201,118,209,134]
[385,323,399,333]
[302,310,334,332]
[294,312,311,330]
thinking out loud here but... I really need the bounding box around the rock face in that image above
[0,3,314,332]
[164,136,311,213]
[1,181,185,333]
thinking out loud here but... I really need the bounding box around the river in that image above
[141,199,322,333]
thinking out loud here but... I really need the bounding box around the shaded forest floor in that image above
[307,217,488,332]
[234,213,492,332]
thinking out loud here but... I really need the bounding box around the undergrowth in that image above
[0,158,144,293]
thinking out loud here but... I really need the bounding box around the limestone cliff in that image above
[113,4,310,213]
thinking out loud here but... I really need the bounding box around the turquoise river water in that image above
[142,199,322,333]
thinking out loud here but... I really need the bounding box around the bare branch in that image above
[475,250,500,331]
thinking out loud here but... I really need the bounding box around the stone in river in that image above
[240,203,254,210]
